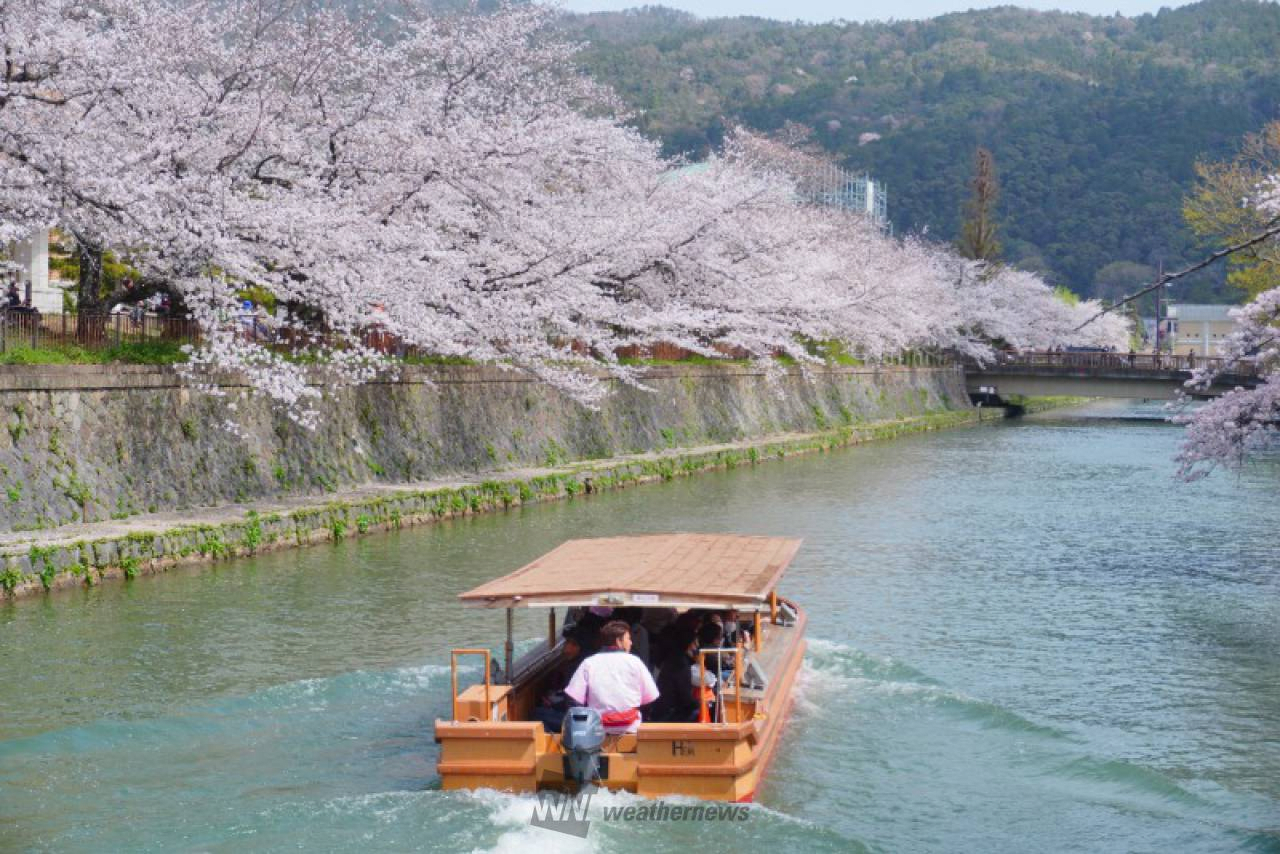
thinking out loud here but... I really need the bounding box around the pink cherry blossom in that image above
[0,0,1129,429]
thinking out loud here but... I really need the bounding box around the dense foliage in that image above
[1184,119,1280,298]
[566,0,1280,302]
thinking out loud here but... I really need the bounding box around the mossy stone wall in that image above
[0,363,969,533]
[2,409,983,598]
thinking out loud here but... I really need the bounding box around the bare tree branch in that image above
[1074,216,1280,331]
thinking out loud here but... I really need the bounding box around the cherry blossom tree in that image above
[951,264,1131,354]
[680,130,1128,364]
[1175,174,1280,478]
[1,0,1127,429]
[1,0,387,419]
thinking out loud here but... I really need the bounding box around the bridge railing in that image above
[977,350,1261,378]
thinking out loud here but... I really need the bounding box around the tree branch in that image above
[1074,216,1280,331]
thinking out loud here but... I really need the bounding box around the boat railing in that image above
[697,645,744,724]
[509,638,560,688]
[450,648,492,722]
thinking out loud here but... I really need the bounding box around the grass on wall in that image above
[0,340,188,365]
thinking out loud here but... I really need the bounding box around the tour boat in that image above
[434,533,806,802]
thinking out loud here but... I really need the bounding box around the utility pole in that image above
[1153,261,1164,354]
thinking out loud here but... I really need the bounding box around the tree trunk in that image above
[75,242,108,345]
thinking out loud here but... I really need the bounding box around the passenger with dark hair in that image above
[530,671,569,733]
[656,610,702,667]
[564,607,607,656]
[641,607,677,647]
[564,619,659,734]
[614,607,650,668]
[650,629,700,723]
[555,628,585,677]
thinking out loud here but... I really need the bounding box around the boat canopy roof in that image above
[458,533,802,610]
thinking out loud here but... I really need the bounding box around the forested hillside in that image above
[564,0,1280,301]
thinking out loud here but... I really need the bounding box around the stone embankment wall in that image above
[0,363,970,534]
[0,363,979,596]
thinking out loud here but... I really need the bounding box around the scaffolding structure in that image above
[794,164,889,230]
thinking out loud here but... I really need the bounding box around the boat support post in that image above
[504,607,514,682]
[697,647,743,724]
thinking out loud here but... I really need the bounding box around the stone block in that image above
[92,540,118,567]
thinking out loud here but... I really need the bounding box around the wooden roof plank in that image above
[458,533,802,608]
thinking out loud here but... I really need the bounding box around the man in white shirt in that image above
[565,620,659,734]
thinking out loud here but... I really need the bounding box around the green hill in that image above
[565,0,1280,301]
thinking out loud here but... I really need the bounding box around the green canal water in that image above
[2,400,1278,852]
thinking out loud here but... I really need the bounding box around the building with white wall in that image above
[1165,304,1238,356]
[3,229,64,312]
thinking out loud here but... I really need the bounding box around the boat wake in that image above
[786,637,1280,845]
[249,662,461,711]
[798,637,1068,739]
[460,786,869,853]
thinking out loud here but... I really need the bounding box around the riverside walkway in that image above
[965,350,1262,401]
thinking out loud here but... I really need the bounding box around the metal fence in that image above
[0,311,202,353]
[0,310,957,369]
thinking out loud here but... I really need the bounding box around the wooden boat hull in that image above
[435,604,806,802]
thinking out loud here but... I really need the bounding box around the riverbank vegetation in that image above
[0,341,187,366]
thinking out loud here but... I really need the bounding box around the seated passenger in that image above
[564,620,659,734]
[541,631,582,695]
[564,607,608,656]
[697,621,735,687]
[557,630,584,673]
[614,607,650,668]
[531,673,569,733]
[650,629,700,723]
[698,621,725,657]
[641,607,678,636]
[721,608,748,647]
[655,610,702,666]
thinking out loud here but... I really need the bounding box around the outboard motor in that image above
[560,707,605,788]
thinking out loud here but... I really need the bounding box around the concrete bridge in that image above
[965,351,1263,402]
